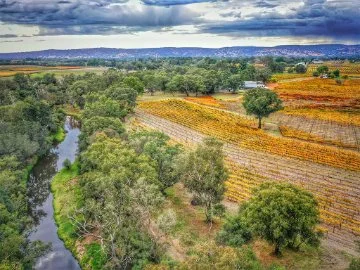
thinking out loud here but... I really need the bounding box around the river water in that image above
[28,116,81,270]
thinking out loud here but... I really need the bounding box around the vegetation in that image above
[180,137,228,223]
[243,183,321,255]
[0,73,67,268]
[1,57,359,269]
[242,88,283,128]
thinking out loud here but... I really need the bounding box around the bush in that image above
[63,158,72,170]
[216,206,252,247]
[313,71,320,77]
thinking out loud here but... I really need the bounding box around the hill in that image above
[1,44,360,60]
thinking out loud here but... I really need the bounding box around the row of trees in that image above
[0,73,66,268]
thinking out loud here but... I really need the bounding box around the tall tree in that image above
[243,88,283,129]
[180,137,228,223]
[244,182,321,255]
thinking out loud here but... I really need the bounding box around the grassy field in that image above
[0,65,108,78]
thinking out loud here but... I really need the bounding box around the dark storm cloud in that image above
[0,0,359,41]
[0,0,201,35]
[142,0,218,5]
[201,0,360,40]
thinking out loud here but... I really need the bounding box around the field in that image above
[0,65,108,78]
[267,78,360,151]
[307,61,360,77]
[136,96,360,255]
[271,61,360,81]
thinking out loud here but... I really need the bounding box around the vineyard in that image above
[135,109,360,253]
[274,78,360,103]
[271,61,360,81]
[307,61,360,76]
[184,96,224,108]
[138,100,360,171]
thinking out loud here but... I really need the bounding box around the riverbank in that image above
[51,162,107,270]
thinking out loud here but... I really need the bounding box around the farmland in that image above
[136,99,360,254]
[136,74,360,258]
[0,65,108,78]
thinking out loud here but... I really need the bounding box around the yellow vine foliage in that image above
[274,78,360,101]
[139,100,360,171]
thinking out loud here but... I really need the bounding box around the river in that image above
[27,116,81,270]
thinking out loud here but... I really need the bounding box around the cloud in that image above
[0,0,359,43]
[142,0,218,5]
[200,0,360,41]
[0,0,202,35]
[0,39,23,43]
[0,34,18,38]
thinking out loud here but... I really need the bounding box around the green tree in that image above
[255,68,272,83]
[243,88,283,129]
[83,95,128,119]
[244,182,321,255]
[317,65,329,75]
[129,131,182,192]
[226,74,244,93]
[123,76,145,94]
[68,80,89,109]
[294,64,307,73]
[333,69,340,77]
[180,137,228,223]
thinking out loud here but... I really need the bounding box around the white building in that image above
[244,81,266,89]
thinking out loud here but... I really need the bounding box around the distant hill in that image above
[1,44,360,59]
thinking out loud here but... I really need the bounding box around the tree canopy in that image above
[243,88,283,128]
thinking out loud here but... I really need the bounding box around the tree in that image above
[167,74,205,96]
[244,182,321,255]
[333,69,340,78]
[123,76,145,94]
[317,65,329,75]
[294,64,307,74]
[68,80,89,109]
[255,68,272,83]
[243,88,283,129]
[129,131,182,192]
[144,74,158,96]
[226,74,244,93]
[180,137,228,223]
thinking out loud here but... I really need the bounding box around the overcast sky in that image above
[0,0,359,52]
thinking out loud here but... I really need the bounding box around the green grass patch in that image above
[81,243,107,270]
[49,127,66,143]
[52,162,83,260]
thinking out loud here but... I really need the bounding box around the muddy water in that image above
[28,116,81,270]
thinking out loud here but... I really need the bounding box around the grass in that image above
[52,162,82,251]
[0,65,107,78]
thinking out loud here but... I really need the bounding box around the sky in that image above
[0,0,359,52]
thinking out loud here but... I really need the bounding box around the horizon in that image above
[1,43,360,55]
[1,0,359,53]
